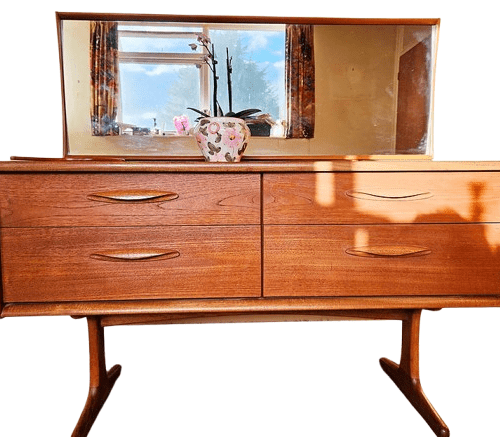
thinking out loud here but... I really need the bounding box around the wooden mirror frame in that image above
[56,12,440,161]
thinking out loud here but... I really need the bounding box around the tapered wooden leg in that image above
[72,317,122,437]
[380,309,449,437]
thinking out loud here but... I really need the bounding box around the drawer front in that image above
[2,226,261,302]
[264,224,500,297]
[0,173,260,227]
[263,172,500,224]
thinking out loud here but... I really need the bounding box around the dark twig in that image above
[188,35,261,121]
[211,43,218,116]
[226,47,233,114]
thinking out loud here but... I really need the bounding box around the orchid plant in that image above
[173,115,190,135]
[187,34,261,121]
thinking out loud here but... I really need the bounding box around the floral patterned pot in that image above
[193,117,251,162]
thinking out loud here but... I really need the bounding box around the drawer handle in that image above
[345,189,432,201]
[345,245,432,258]
[90,249,180,262]
[87,190,179,203]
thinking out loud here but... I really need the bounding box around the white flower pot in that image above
[193,117,251,162]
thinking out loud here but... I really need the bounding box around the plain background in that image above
[1,1,500,436]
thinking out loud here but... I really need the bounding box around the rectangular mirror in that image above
[58,13,439,159]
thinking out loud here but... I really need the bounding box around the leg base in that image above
[72,365,122,437]
[380,357,449,437]
[72,317,122,437]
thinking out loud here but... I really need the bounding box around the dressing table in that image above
[1,12,498,437]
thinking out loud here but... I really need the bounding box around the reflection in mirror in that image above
[114,22,286,136]
[60,14,438,158]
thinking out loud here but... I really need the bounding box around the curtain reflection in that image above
[286,24,315,139]
[90,21,120,136]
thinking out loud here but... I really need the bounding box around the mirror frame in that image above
[56,12,440,160]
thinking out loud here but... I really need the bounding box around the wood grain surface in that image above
[3,295,500,318]
[2,225,261,302]
[1,165,500,314]
[3,159,500,173]
[263,171,500,224]
[264,223,500,297]
[0,173,261,227]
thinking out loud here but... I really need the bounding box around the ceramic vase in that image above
[193,117,250,162]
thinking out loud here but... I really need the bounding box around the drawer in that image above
[0,173,260,227]
[264,224,500,297]
[1,226,261,302]
[263,172,500,224]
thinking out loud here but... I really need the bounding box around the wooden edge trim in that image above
[27,154,433,162]
[11,155,434,163]
[56,12,69,157]
[3,160,500,173]
[0,243,3,315]
[55,12,440,26]
[2,296,498,318]
[99,310,411,327]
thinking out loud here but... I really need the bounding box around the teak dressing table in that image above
[1,12,498,437]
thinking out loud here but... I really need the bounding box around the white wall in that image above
[1,2,499,437]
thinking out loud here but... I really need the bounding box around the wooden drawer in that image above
[263,172,500,224]
[264,224,500,297]
[1,226,261,302]
[0,173,260,227]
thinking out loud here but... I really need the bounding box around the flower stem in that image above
[212,43,218,116]
[227,47,233,114]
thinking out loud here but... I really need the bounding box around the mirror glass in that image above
[60,15,438,158]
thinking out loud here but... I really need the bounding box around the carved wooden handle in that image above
[90,249,180,262]
[345,245,432,258]
[87,190,179,203]
[345,189,432,201]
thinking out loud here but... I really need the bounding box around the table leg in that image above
[72,316,122,437]
[380,309,449,437]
